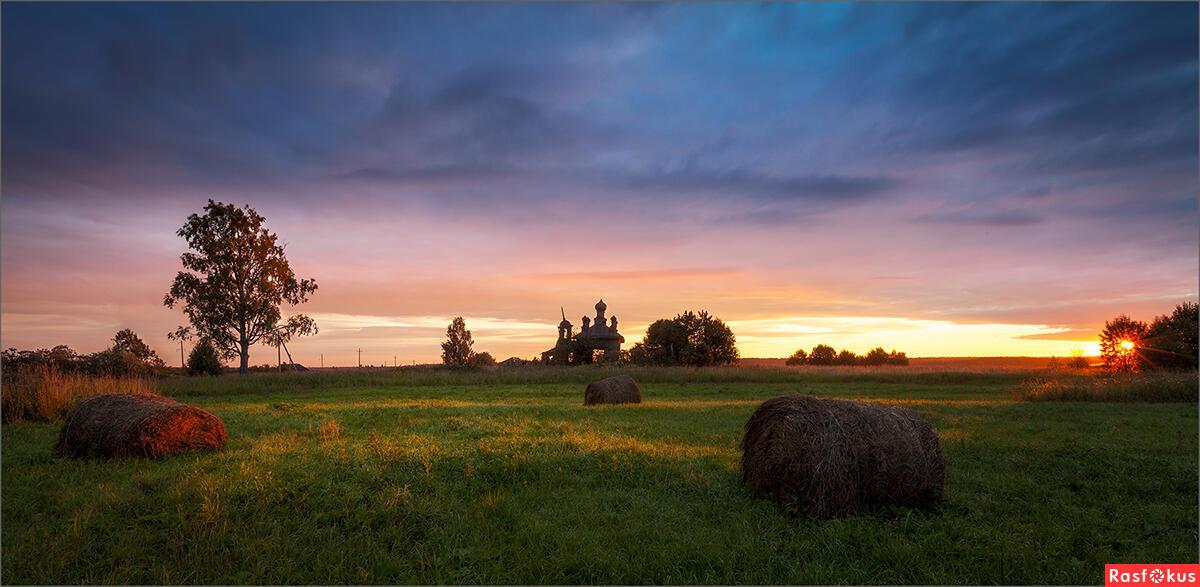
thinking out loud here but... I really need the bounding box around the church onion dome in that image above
[595,298,607,313]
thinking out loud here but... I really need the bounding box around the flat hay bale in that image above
[53,393,227,459]
[741,394,944,517]
[584,375,642,405]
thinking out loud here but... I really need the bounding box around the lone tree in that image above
[442,317,475,366]
[1099,314,1148,372]
[164,200,318,374]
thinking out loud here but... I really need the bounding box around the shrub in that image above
[785,348,808,366]
[468,351,496,367]
[633,310,738,367]
[187,338,224,376]
[1,345,84,373]
[87,348,160,378]
[1143,302,1199,371]
[808,345,837,366]
[863,347,889,366]
[834,350,859,366]
[887,350,910,366]
[111,329,165,368]
[1099,315,1148,372]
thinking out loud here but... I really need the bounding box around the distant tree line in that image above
[439,310,740,368]
[786,345,909,367]
[1099,302,1197,372]
[2,329,167,378]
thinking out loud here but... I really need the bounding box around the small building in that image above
[541,299,625,364]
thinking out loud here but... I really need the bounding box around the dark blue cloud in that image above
[1,1,1195,233]
[914,210,1044,228]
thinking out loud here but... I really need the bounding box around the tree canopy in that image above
[1143,302,1198,371]
[111,329,164,367]
[626,310,738,367]
[1099,314,1149,372]
[163,200,317,374]
[441,317,475,366]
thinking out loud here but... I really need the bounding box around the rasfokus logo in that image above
[1106,564,1200,586]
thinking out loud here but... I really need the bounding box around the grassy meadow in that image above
[2,366,1197,584]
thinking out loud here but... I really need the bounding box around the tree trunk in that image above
[239,339,250,374]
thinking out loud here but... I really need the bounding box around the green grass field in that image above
[3,369,1196,584]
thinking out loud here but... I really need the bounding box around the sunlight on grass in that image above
[560,429,736,462]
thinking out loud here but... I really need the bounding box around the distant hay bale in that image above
[584,375,642,405]
[741,395,944,517]
[53,394,227,459]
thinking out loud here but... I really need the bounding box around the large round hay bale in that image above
[584,375,642,405]
[53,394,227,459]
[741,394,944,517]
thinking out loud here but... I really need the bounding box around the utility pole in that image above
[179,340,185,369]
[320,353,323,369]
[394,355,397,367]
[357,348,362,368]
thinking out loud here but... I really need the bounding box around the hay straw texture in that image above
[741,394,944,517]
[53,394,228,459]
[584,375,643,405]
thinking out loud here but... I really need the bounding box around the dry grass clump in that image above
[53,393,227,459]
[1015,372,1197,403]
[741,394,945,518]
[584,375,642,405]
[2,366,159,423]
[317,419,341,442]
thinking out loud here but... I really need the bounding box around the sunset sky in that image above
[2,3,1197,366]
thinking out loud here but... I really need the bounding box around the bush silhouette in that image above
[1100,315,1148,372]
[864,347,889,366]
[187,339,224,376]
[632,310,738,367]
[785,348,808,366]
[808,344,837,365]
[468,351,496,367]
[1143,302,1198,371]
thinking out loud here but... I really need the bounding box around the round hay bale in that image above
[741,394,944,517]
[584,375,642,405]
[53,394,227,459]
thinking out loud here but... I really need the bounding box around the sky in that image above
[2,2,1197,366]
